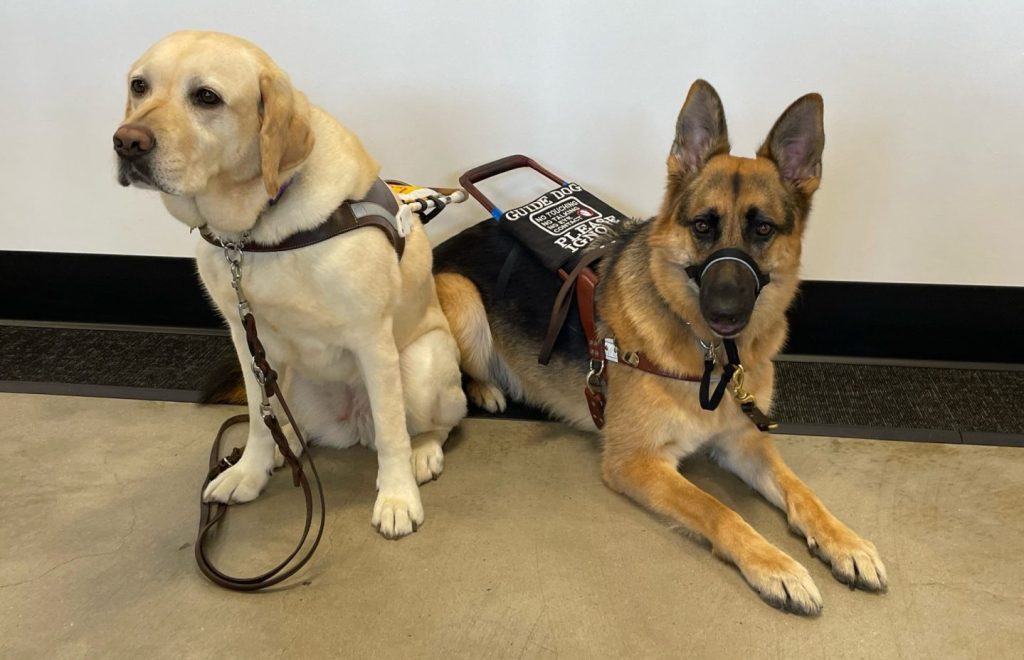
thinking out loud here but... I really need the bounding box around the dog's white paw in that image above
[412,441,444,484]
[467,379,506,413]
[371,481,424,539]
[203,460,272,504]
[739,546,823,615]
[808,530,888,592]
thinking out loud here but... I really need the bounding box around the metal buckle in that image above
[622,351,640,367]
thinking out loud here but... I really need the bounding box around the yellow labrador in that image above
[114,31,467,538]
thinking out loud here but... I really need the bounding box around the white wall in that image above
[1,0,1021,286]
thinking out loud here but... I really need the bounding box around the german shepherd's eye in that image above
[130,78,148,96]
[690,211,718,238]
[193,88,223,107]
[755,222,775,237]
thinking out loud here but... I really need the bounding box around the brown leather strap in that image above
[195,312,326,591]
[615,348,703,382]
[538,247,608,365]
[200,178,405,258]
[538,246,702,429]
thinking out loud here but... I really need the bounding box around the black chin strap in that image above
[699,339,740,411]
[698,338,778,432]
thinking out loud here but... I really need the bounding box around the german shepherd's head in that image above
[648,80,824,343]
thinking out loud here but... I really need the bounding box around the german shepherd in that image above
[432,80,887,614]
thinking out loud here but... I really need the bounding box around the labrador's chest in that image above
[197,246,372,383]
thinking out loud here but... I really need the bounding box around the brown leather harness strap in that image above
[537,246,704,429]
[200,178,405,258]
[538,247,608,365]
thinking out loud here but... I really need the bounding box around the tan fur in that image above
[434,273,509,413]
[258,69,315,196]
[436,81,886,614]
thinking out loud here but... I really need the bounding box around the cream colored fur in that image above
[117,31,466,539]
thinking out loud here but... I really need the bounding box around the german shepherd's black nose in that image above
[113,124,155,160]
[699,260,756,337]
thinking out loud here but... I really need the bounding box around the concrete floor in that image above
[1,393,1022,659]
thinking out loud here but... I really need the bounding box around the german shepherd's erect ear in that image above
[757,94,825,197]
[259,67,315,198]
[668,79,731,175]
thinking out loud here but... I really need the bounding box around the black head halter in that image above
[684,247,771,293]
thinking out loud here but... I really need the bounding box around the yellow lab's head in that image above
[114,30,314,200]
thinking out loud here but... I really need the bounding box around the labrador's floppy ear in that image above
[668,79,730,176]
[757,93,824,196]
[259,68,315,198]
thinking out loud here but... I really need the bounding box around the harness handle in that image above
[459,155,567,219]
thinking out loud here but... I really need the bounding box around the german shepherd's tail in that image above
[199,355,247,405]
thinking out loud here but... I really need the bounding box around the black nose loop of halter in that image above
[684,248,771,294]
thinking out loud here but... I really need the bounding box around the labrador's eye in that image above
[130,78,148,96]
[194,88,222,107]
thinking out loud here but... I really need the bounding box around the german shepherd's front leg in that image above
[710,431,888,592]
[602,444,823,615]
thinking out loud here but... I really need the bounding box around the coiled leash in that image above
[195,240,327,591]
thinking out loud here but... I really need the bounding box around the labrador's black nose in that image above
[113,124,156,159]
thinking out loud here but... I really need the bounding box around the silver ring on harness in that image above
[586,359,605,393]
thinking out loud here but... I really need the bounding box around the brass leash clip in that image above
[729,365,778,431]
[730,365,755,404]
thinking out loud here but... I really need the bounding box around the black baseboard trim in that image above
[0,380,203,404]
[3,250,222,328]
[3,250,1022,363]
[780,423,1022,447]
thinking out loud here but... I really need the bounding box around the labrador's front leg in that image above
[354,318,423,539]
[203,321,277,504]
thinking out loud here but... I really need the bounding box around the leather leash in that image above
[195,179,404,591]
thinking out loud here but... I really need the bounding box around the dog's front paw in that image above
[737,544,823,615]
[203,460,272,504]
[466,379,506,413]
[371,481,424,539]
[807,527,888,592]
[412,440,444,484]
